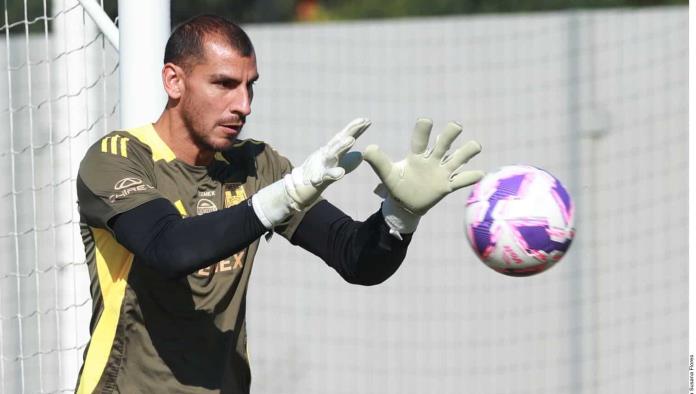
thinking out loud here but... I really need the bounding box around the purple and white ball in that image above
[464,165,575,276]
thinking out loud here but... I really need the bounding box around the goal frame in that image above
[79,0,170,128]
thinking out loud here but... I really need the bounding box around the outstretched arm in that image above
[291,200,412,286]
[287,119,483,285]
[111,198,266,279]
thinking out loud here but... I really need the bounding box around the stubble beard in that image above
[181,100,237,153]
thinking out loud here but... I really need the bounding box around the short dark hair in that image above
[164,15,255,70]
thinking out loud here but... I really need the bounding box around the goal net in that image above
[0,0,118,392]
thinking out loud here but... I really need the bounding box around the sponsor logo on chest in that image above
[197,250,246,276]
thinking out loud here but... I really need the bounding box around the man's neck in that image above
[153,111,214,167]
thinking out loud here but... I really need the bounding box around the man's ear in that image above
[162,63,185,100]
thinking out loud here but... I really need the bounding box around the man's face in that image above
[178,38,258,152]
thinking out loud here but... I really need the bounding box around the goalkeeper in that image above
[75,15,483,394]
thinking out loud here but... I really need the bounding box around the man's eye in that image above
[215,80,236,88]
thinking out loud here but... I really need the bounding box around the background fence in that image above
[0,3,687,393]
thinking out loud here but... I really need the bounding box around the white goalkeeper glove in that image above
[363,118,484,237]
[252,118,371,229]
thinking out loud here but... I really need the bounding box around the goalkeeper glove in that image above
[252,118,371,229]
[363,118,484,237]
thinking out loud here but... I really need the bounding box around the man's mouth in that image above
[219,123,243,134]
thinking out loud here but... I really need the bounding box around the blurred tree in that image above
[170,0,294,25]
[318,0,687,20]
[5,0,688,33]
[4,0,52,34]
[108,0,690,24]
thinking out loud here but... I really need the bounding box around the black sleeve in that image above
[110,198,267,279]
[290,200,413,286]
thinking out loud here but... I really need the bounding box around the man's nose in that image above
[230,88,252,117]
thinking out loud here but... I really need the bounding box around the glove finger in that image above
[305,166,323,186]
[310,167,343,186]
[328,136,355,159]
[450,170,485,191]
[432,122,463,159]
[363,145,394,181]
[338,151,363,174]
[308,136,358,186]
[443,140,482,171]
[323,167,346,182]
[410,118,433,155]
[336,118,372,141]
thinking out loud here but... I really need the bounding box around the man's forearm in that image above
[291,200,412,285]
[111,198,267,278]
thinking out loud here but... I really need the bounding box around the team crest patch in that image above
[196,198,218,215]
[224,183,247,207]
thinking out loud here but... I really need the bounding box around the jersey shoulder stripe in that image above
[126,124,176,163]
[91,129,156,166]
[100,134,130,158]
[93,124,177,165]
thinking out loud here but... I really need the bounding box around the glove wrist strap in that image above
[251,179,294,229]
[381,194,420,240]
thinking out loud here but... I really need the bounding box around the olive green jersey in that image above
[75,124,304,393]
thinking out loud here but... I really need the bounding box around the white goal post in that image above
[115,0,169,129]
[78,0,170,128]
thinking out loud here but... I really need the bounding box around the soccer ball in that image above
[464,165,575,276]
